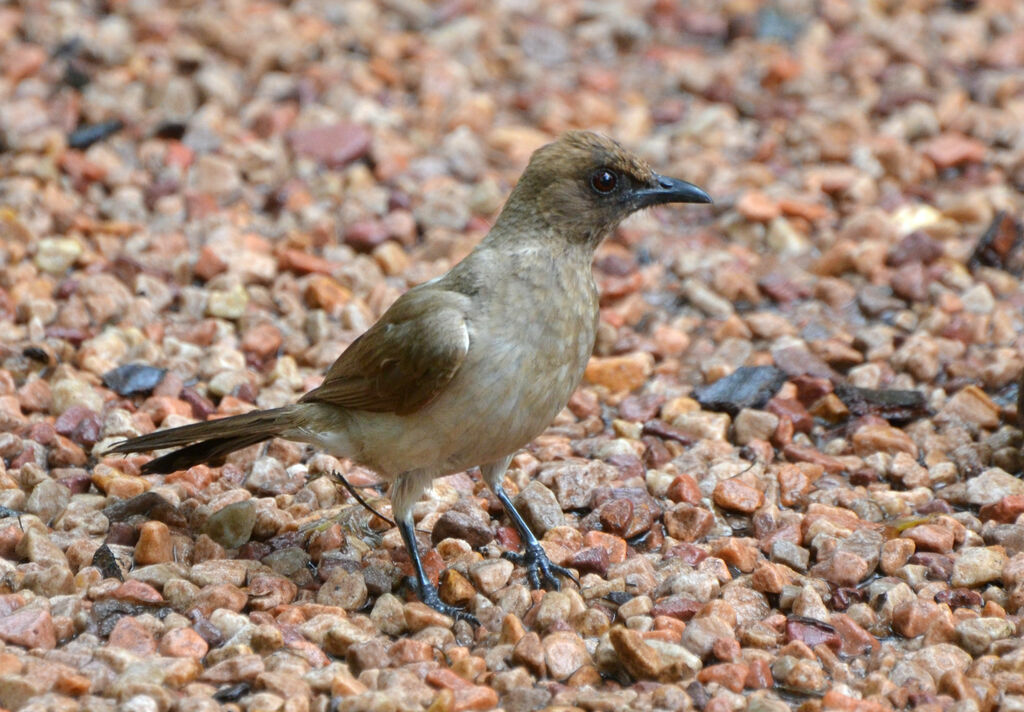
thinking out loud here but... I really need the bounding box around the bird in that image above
[107,131,711,622]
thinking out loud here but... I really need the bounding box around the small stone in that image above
[512,631,546,677]
[903,524,954,554]
[192,154,241,196]
[51,379,105,415]
[159,627,209,658]
[888,231,944,266]
[542,630,590,681]
[25,478,70,523]
[568,546,609,577]
[247,456,303,495]
[955,617,1014,656]
[512,481,563,536]
[202,500,256,548]
[597,499,634,537]
[609,625,701,681]
[199,654,265,684]
[851,422,918,457]
[439,569,476,608]
[370,594,408,637]
[404,602,453,631]
[965,468,1024,506]
[829,614,879,657]
[710,538,759,572]
[0,607,56,650]
[941,386,1000,429]
[288,122,372,168]
[908,644,971,681]
[681,615,735,658]
[733,409,779,445]
[979,495,1024,523]
[305,276,352,313]
[771,540,810,571]
[670,412,730,441]
[194,245,228,280]
[961,284,995,314]
[951,547,1007,588]
[694,367,787,416]
[921,132,986,169]
[712,479,763,513]
[664,503,714,542]
[34,237,82,274]
[880,538,916,575]
[102,364,167,397]
[584,353,654,392]
[785,618,840,651]
[241,323,283,360]
[206,283,248,319]
[135,521,172,565]
[0,675,47,710]
[770,655,826,694]
[109,615,158,656]
[468,558,513,595]
[737,191,780,222]
[810,550,871,587]
[344,220,389,252]
[372,241,408,276]
[432,509,493,549]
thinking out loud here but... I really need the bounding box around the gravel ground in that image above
[1,1,1024,711]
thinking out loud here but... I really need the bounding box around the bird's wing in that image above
[300,286,471,415]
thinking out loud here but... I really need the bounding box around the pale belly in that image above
[310,303,595,477]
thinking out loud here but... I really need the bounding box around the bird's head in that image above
[497,130,711,247]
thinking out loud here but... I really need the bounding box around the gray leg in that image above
[392,471,477,624]
[480,457,579,590]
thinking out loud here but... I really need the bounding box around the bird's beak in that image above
[633,173,713,208]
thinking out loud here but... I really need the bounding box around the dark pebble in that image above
[694,366,788,416]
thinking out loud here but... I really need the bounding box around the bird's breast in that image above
[437,252,598,467]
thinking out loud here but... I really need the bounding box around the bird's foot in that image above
[503,540,579,590]
[405,576,479,626]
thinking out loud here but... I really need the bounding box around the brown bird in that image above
[108,131,711,622]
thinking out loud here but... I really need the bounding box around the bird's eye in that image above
[590,169,617,194]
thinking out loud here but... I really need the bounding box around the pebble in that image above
[965,468,1024,507]
[712,478,763,513]
[288,123,372,168]
[202,500,256,548]
[206,283,248,319]
[584,353,654,392]
[192,154,241,196]
[951,547,1007,588]
[134,521,173,565]
[541,630,591,681]
[0,607,56,650]
[34,238,82,274]
[737,192,780,222]
[732,409,779,445]
[941,386,1001,429]
[468,559,513,595]
[512,481,564,536]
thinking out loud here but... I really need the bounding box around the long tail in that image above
[105,405,303,474]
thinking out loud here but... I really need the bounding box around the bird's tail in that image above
[105,405,304,474]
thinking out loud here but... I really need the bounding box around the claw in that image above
[503,540,579,591]
[406,576,479,625]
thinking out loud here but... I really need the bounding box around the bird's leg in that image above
[397,516,478,624]
[481,458,579,590]
[391,470,477,624]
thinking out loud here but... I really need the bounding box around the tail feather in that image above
[105,405,301,474]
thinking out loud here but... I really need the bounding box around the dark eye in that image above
[590,168,617,194]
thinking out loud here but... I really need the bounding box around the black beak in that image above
[633,173,712,208]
